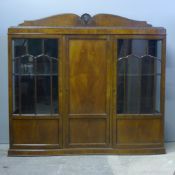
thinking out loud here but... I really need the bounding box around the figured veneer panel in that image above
[68,39,107,114]
[69,118,107,145]
[12,119,59,145]
[116,118,163,144]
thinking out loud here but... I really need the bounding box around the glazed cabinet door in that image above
[9,37,63,149]
[113,37,165,148]
[64,36,111,148]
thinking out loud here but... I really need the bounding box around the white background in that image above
[0,0,174,143]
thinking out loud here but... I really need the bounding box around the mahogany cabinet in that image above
[8,13,166,156]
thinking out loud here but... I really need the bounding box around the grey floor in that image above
[0,143,175,175]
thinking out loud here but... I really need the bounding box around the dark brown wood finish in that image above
[64,35,111,148]
[8,13,166,156]
[112,34,166,150]
[8,35,64,150]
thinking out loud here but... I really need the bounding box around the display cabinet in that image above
[8,13,166,156]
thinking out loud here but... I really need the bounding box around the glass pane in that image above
[13,39,27,57]
[36,56,50,74]
[140,74,154,113]
[52,75,58,113]
[28,39,42,56]
[155,75,161,113]
[36,76,51,114]
[117,39,162,114]
[21,76,35,114]
[117,74,124,113]
[13,39,27,74]
[44,39,58,58]
[44,39,58,75]
[20,55,34,75]
[13,59,19,74]
[12,38,59,115]
[53,59,58,74]
[13,76,19,113]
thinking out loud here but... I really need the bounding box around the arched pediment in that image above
[19,13,152,27]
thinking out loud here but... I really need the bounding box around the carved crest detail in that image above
[80,13,93,25]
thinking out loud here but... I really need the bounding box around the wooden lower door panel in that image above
[68,118,108,147]
[115,118,163,148]
[11,119,60,149]
[65,36,110,148]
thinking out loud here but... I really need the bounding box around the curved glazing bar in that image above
[12,38,59,115]
[118,54,161,62]
[117,39,162,114]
